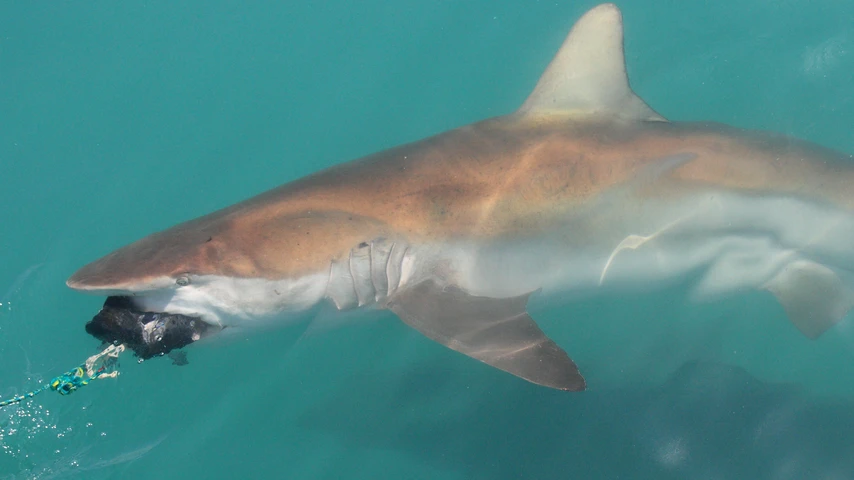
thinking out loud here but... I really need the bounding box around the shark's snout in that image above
[86,296,215,360]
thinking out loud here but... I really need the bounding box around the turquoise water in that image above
[2,1,854,478]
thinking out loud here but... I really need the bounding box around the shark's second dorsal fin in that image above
[517,3,666,122]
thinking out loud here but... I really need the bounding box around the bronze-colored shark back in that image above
[68,116,853,289]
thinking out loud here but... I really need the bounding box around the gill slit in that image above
[368,241,380,295]
[347,249,361,306]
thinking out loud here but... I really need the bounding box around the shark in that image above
[67,3,854,391]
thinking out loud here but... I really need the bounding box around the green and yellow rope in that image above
[0,344,124,408]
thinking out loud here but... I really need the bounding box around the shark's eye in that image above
[176,275,191,286]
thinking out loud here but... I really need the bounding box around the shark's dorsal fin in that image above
[518,3,666,121]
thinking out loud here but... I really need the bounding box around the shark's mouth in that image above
[85,296,214,360]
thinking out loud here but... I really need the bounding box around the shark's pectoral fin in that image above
[517,4,665,121]
[763,260,854,339]
[387,279,586,391]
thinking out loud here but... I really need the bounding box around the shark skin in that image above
[67,4,854,391]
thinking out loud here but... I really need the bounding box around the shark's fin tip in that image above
[517,3,665,122]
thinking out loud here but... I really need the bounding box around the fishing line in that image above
[0,344,124,408]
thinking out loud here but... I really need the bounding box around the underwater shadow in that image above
[298,359,854,479]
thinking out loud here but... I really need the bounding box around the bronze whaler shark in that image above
[67,4,854,391]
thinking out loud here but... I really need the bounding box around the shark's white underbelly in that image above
[453,191,854,306]
[134,190,854,330]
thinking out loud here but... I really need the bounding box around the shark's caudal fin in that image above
[517,3,665,121]
[388,280,586,391]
